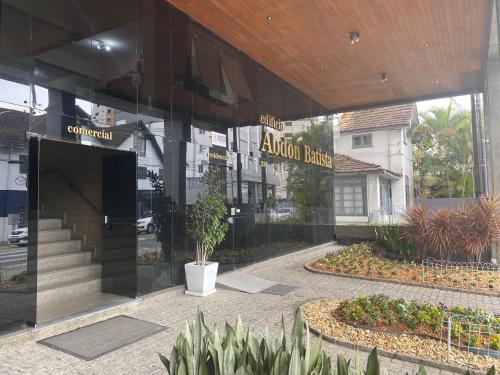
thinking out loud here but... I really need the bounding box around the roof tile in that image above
[340,103,415,132]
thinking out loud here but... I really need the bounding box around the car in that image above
[137,212,155,234]
[8,227,28,246]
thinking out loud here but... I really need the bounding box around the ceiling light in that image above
[434,80,440,84]
[380,73,388,83]
[320,64,326,69]
[266,16,272,21]
[349,31,360,45]
[423,42,429,47]
[96,41,111,51]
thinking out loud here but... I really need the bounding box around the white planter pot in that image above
[184,261,218,297]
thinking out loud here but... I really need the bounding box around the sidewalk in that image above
[0,243,498,374]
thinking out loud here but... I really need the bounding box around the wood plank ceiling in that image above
[167,0,491,112]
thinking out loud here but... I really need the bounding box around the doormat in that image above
[217,271,277,293]
[38,315,167,360]
[260,284,297,296]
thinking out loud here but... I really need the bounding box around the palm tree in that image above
[413,101,473,198]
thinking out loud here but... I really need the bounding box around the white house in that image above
[334,103,417,223]
[99,122,164,218]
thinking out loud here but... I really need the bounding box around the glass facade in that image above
[0,0,334,334]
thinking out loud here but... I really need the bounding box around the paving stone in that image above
[0,244,497,374]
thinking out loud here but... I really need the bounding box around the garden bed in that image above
[307,243,500,295]
[302,297,500,371]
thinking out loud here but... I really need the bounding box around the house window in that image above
[285,121,292,127]
[137,166,148,179]
[335,177,366,216]
[159,169,164,180]
[137,134,146,156]
[19,154,28,174]
[405,175,410,207]
[380,178,392,215]
[352,133,372,148]
[198,128,206,134]
[198,164,204,173]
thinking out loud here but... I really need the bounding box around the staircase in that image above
[36,218,124,323]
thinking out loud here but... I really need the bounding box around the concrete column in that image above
[484,1,500,263]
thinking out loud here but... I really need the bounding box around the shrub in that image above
[375,225,419,260]
[187,167,229,265]
[404,196,500,260]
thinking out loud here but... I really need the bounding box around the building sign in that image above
[259,114,284,131]
[208,151,229,161]
[259,131,333,169]
[67,126,113,140]
[211,131,227,147]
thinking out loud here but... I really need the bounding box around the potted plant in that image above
[185,166,229,296]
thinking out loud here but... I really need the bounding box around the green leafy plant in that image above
[148,170,184,261]
[187,166,229,265]
[375,225,419,260]
[337,294,500,354]
[159,309,332,374]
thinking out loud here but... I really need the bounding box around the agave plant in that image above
[159,309,332,375]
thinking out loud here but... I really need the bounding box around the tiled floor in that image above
[0,243,498,374]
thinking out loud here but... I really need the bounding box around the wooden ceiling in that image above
[167,0,492,112]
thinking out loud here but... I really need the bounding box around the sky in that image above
[416,94,471,113]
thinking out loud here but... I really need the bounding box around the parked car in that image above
[137,211,155,234]
[8,227,28,246]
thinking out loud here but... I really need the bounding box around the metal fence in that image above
[368,205,407,224]
[443,312,500,360]
[421,257,499,291]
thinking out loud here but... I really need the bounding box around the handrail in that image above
[39,167,102,215]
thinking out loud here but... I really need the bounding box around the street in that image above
[0,245,27,263]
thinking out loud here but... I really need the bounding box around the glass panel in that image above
[36,139,135,324]
[0,0,35,335]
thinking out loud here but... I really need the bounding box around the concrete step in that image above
[38,240,82,257]
[37,264,101,289]
[38,229,72,244]
[38,251,92,273]
[38,219,62,231]
[37,277,102,305]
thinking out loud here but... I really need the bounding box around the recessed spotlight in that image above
[380,73,388,83]
[423,42,429,47]
[96,41,111,51]
[434,80,440,84]
[266,16,272,21]
[320,64,326,69]
[349,31,360,45]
